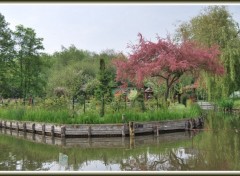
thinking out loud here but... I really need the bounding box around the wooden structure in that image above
[0,116,204,138]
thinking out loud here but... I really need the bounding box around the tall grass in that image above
[0,103,201,124]
[0,106,70,124]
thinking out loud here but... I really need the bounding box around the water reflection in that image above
[0,112,240,171]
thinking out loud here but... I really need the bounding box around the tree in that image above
[13,25,44,101]
[95,58,114,117]
[0,13,15,97]
[114,33,224,103]
[176,6,240,100]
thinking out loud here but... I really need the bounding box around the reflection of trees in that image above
[119,150,191,171]
[169,150,190,170]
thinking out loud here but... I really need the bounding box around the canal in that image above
[0,112,239,171]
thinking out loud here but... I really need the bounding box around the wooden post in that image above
[23,123,26,132]
[88,126,91,137]
[122,124,125,137]
[0,120,2,128]
[42,124,45,135]
[129,121,135,137]
[16,122,19,131]
[32,123,35,133]
[155,125,159,136]
[51,125,54,137]
[61,126,66,138]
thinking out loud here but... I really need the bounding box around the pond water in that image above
[0,112,240,171]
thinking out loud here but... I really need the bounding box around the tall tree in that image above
[176,6,240,100]
[95,58,114,117]
[0,13,15,97]
[114,33,224,102]
[13,25,44,101]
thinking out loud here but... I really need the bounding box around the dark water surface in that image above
[0,112,240,171]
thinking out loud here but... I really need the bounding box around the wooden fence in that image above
[0,116,204,138]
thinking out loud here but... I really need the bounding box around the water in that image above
[0,112,240,171]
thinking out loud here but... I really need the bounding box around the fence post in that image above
[129,121,135,137]
[23,123,26,132]
[51,125,54,137]
[61,126,66,138]
[88,126,92,137]
[42,124,45,135]
[155,125,159,136]
[32,123,35,133]
[122,124,125,137]
[16,122,19,131]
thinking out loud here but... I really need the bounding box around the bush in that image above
[218,99,234,111]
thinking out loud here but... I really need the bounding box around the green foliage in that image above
[176,6,240,100]
[38,96,69,111]
[127,89,138,101]
[95,58,115,117]
[13,25,45,99]
[217,98,234,110]
[0,13,16,98]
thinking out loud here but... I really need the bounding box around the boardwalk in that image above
[197,101,215,110]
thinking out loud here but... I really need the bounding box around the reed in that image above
[0,103,201,124]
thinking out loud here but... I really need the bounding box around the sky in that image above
[0,3,239,55]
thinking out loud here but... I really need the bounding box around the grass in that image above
[0,103,201,124]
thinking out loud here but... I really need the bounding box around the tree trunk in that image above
[72,96,75,118]
[100,95,105,117]
[165,86,170,102]
[83,93,86,114]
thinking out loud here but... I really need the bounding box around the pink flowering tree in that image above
[113,34,224,102]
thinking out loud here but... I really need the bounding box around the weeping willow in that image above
[176,6,240,101]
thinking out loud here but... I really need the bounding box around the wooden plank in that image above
[65,130,89,136]
[90,125,123,131]
[6,121,11,128]
[35,123,43,132]
[90,130,122,136]
[11,121,18,129]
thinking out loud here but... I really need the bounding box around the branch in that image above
[169,72,182,87]
[151,74,167,80]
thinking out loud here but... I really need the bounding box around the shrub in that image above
[218,99,234,111]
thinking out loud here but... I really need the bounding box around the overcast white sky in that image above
[0,3,239,55]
